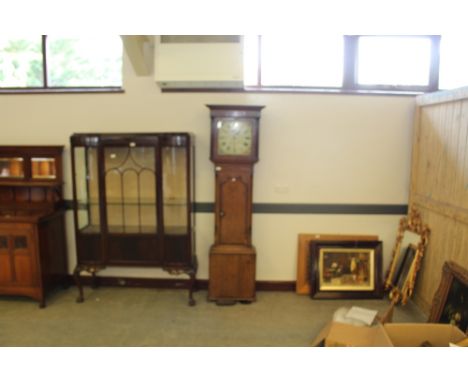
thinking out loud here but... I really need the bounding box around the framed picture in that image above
[309,240,383,299]
[384,207,430,305]
[428,261,468,333]
[296,233,378,295]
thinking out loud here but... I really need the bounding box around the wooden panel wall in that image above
[410,87,468,313]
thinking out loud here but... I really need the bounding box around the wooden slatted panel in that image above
[410,87,468,313]
[462,99,468,209]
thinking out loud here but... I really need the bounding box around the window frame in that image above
[0,35,124,94]
[245,34,441,95]
[344,35,441,93]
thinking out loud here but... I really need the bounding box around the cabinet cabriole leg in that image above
[187,259,197,306]
[73,265,85,303]
[91,271,98,289]
[188,272,196,306]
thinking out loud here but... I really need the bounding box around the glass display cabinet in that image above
[70,133,197,305]
[0,146,68,308]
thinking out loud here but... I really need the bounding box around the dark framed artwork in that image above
[428,261,468,333]
[309,240,383,299]
[296,233,378,295]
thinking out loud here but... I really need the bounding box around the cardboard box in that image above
[312,322,467,347]
[383,323,466,347]
[311,321,393,347]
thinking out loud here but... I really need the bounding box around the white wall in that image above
[0,49,416,281]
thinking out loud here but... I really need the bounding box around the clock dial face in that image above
[217,118,253,156]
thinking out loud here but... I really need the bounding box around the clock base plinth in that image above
[215,299,237,306]
[208,244,256,304]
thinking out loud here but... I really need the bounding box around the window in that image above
[438,33,468,90]
[356,36,433,88]
[0,35,123,91]
[0,36,42,87]
[244,35,446,93]
[254,35,343,87]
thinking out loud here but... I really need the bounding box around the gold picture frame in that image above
[428,261,468,333]
[318,247,375,291]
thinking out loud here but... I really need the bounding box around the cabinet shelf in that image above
[80,224,188,235]
[0,180,62,187]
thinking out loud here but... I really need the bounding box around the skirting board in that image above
[66,276,295,291]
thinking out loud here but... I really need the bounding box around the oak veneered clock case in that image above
[207,105,264,304]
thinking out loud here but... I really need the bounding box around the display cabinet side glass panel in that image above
[104,145,157,234]
[0,157,24,179]
[31,157,57,179]
[162,141,188,235]
[74,146,101,233]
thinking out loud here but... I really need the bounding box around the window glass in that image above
[47,36,122,87]
[255,35,343,87]
[243,35,259,86]
[439,34,468,90]
[0,36,43,87]
[357,36,432,86]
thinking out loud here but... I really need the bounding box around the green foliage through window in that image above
[0,37,43,87]
[0,35,122,89]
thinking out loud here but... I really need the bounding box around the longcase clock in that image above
[207,105,264,304]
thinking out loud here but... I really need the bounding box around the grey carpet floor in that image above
[0,287,427,346]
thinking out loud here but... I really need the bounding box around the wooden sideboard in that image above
[0,146,68,308]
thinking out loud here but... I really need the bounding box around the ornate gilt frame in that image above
[384,207,430,304]
[428,261,468,333]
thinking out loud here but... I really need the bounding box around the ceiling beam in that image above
[121,35,154,76]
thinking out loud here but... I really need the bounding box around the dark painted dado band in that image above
[64,200,407,215]
[194,202,407,215]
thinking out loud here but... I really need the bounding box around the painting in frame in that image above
[309,240,383,299]
[296,233,378,295]
[428,261,468,334]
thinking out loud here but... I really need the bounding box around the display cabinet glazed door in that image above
[0,157,25,179]
[31,157,58,180]
[103,139,160,264]
[161,135,191,266]
[72,145,103,264]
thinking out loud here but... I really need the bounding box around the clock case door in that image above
[214,164,253,246]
